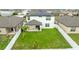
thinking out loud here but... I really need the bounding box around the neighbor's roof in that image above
[27,9,53,16]
[26,20,42,25]
[0,9,14,11]
[56,16,79,27]
[0,16,23,27]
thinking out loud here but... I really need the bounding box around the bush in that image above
[32,40,39,49]
[23,16,26,18]
[13,12,18,15]
[21,26,28,32]
[23,16,26,21]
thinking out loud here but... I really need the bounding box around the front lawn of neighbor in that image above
[69,34,79,45]
[0,35,13,50]
[12,28,71,49]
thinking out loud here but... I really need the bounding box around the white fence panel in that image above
[55,24,79,49]
[5,29,21,50]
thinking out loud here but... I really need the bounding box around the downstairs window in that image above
[70,27,76,32]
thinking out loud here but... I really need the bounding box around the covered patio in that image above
[0,16,23,35]
[26,20,42,31]
[6,27,19,35]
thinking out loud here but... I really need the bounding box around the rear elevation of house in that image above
[26,10,55,31]
[55,16,79,33]
[0,16,23,35]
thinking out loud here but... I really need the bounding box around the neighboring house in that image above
[26,10,55,31]
[59,9,79,16]
[55,16,79,33]
[0,16,23,35]
[0,9,14,16]
[14,9,28,17]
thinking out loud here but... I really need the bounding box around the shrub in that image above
[23,16,26,18]
[21,26,28,32]
[13,12,18,15]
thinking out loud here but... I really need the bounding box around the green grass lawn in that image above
[12,28,71,49]
[69,34,79,45]
[0,35,13,50]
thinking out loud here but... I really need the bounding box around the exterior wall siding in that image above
[58,23,79,33]
[27,16,55,28]
[0,28,7,34]
[28,25,36,30]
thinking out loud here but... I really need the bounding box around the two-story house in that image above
[26,9,55,31]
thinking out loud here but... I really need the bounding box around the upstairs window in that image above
[39,16,42,17]
[46,16,51,20]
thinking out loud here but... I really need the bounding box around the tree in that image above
[21,26,28,32]
[12,12,18,15]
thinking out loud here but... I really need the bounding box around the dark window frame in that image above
[70,27,76,32]
[46,16,51,20]
[45,23,50,27]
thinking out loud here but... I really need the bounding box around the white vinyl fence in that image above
[5,29,21,50]
[55,24,79,49]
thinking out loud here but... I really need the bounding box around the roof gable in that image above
[56,16,79,27]
[26,20,42,25]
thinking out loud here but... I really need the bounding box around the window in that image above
[70,27,76,32]
[46,16,51,20]
[39,16,42,17]
[45,23,50,27]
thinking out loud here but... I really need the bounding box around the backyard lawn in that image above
[0,35,13,50]
[12,28,71,49]
[69,34,79,45]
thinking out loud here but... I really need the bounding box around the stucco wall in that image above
[27,16,55,28]
[58,23,79,33]
[28,25,36,30]
[0,28,7,34]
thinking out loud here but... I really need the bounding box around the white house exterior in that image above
[27,16,55,28]
[26,10,55,31]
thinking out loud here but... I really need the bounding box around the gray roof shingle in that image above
[56,16,79,27]
[27,9,52,16]
[26,20,42,25]
[0,16,23,27]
